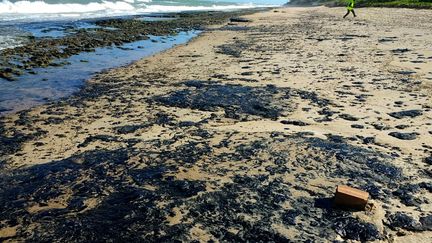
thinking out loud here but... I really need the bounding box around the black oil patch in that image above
[154,81,289,120]
[0,123,421,242]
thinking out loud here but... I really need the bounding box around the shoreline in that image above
[1,6,432,242]
[0,9,268,115]
[0,30,202,115]
[0,9,265,81]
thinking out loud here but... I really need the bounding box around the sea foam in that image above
[0,0,136,14]
[0,0,272,22]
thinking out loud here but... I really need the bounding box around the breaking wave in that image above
[0,0,274,22]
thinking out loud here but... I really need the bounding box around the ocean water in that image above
[0,0,284,50]
[0,0,284,22]
[0,30,201,114]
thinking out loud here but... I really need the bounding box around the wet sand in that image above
[1,6,431,242]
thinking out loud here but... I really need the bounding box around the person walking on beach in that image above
[343,0,357,18]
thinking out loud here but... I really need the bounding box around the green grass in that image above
[287,0,432,9]
[358,0,432,8]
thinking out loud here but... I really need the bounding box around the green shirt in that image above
[347,0,355,10]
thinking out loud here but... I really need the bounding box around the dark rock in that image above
[351,124,364,129]
[388,132,418,140]
[178,121,196,127]
[0,69,17,81]
[419,182,432,192]
[318,107,336,117]
[216,41,249,58]
[333,217,380,241]
[167,180,205,198]
[362,137,375,144]
[240,71,253,76]
[424,156,432,165]
[419,215,432,231]
[281,210,300,225]
[326,134,345,143]
[391,48,411,53]
[386,212,421,231]
[396,71,416,75]
[184,80,205,89]
[297,90,330,107]
[339,114,359,121]
[211,74,229,79]
[153,112,173,125]
[280,120,309,126]
[130,166,166,183]
[366,158,402,180]
[392,184,422,207]
[115,124,147,134]
[388,110,423,119]
[309,136,402,181]
[378,37,397,43]
[372,123,391,131]
[44,117,64,125]
[229,17,251,23]
[395,124,410,129]
[78,135,120,147]
[0,120,46,156]
[221,25,251,31]
[34,142,45,147]
[361,184,381,199]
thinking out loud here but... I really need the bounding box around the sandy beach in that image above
[1,6,431,242]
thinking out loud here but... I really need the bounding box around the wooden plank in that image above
[334,185,369,210]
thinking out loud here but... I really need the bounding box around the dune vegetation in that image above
[287,0,432,9]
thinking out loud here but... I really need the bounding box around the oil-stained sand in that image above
[1,7,432,242]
